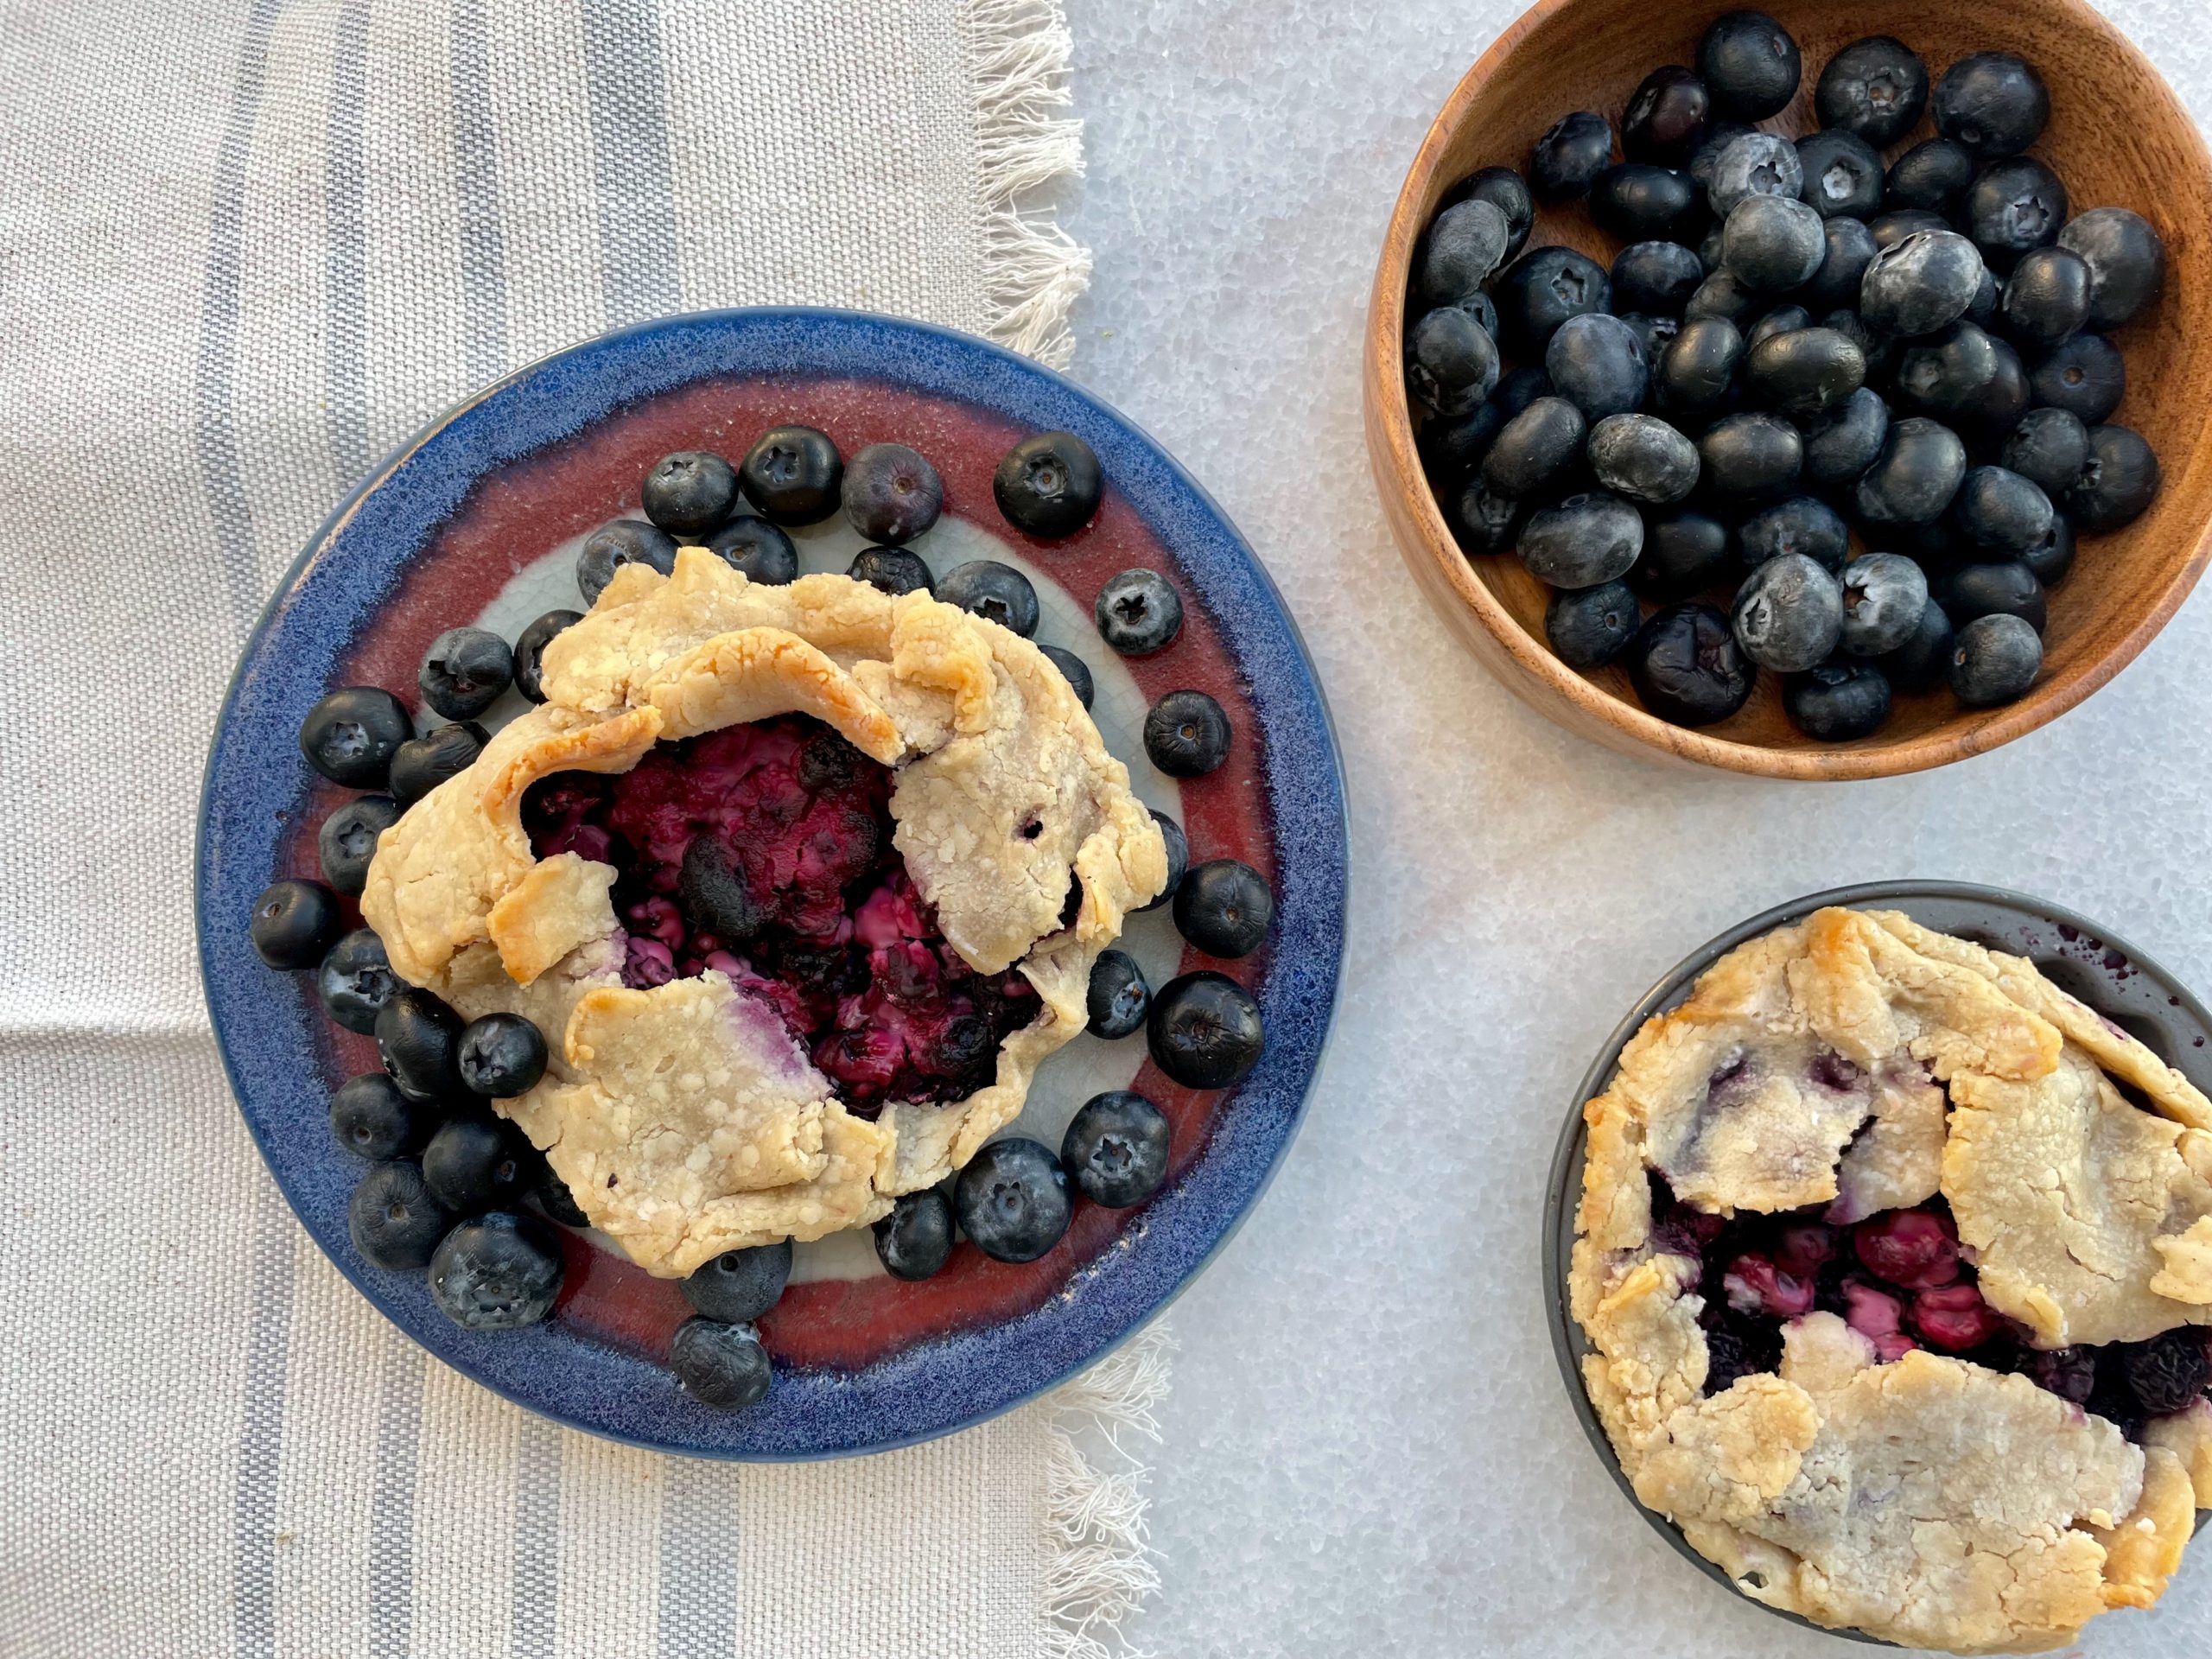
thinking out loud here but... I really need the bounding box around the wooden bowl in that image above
[1363,0,2212,780]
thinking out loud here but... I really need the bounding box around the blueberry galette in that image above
[361,549,1167,1276]
[1572,907,2212,1651]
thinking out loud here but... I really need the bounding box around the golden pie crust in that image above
[1572,906,2212,1651]
[360,550,1167,1275]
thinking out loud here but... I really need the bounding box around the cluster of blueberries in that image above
[1407,13,2167,739]
[248,420,1276,1412]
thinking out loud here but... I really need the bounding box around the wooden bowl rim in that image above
[1364,0,2212,782]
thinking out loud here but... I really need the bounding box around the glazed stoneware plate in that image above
[1543,880,2212,1641]
[197,308,1348,1459]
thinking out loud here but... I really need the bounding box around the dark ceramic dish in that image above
[1543,880,2212,1642]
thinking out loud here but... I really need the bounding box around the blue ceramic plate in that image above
[196,308,1347,1459]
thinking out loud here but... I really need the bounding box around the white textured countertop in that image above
[1055,2,2212,1651]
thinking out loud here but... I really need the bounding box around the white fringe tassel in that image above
[962,0,1092,369]
[1039,1321,1174,1658]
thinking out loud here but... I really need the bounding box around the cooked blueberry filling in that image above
[1649,1175,2212,1437]
[523,714,1036,1116]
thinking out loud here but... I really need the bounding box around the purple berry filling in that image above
[523,715,1035,1116]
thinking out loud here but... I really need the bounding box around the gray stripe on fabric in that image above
[656,1459,740,1658]
[325,0,372,486]
[232,1184,298,1659]
[367,1332,424,1659]
[578,0,681,327]
[450,0,509,384]
[511,1418,563,1658]
[192,0,285,634]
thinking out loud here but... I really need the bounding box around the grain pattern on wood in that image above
[1363,0,2212,780]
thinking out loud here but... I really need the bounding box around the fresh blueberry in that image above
[954,1138,1073,1262]
[1545,314,1648,421]
[1698,10,1800,119]
[994,430,1103,537]
[1855,416,1967,525]
[1418,199,1514,306]
[1406,304,1501,416]
[1611,241,1706,317]
[1628,601,1754,725]
[1496,246,1611,351]
[1496,365,1554,420]
[1147,971,1264,1089]
[1802,386,1891,488]
[298,685,412,787]
[250,878,341,969]
[1547,579,1643,670]
[1839,553,1930,657]
[1745,327,1866,420]
[1087,948,1152,1038]
[1483,397,1586,497]
[1629,512,1732,599]
[1819,307,1894,376]
[378,986,464,1100]
[1866,207,1952,250]
[1743,304,1812,353]
[1965,159,2069,269]
[1933,52,2050,160]
[1520,493,1644,590]
[2068,423,2161,531]
[1999,247,2090,346]
[1953,466,2054,555]
[1420,400,1507,492]
[848,545,934,596]
[1039,644,1094,709]
[1815,36,1928,146]
[1452,480,1524,555]
[2029,333,2126,423]
[1062,1091,1173,1209]
[319,927,400,1034]
[388,720,486,809]
[681,1239,792,1322]
[416,627,514,723]
[2021,514,2076,587]
[1878,597,1957,692]
[1894,321,2005,423]
[740,425,842,524]
[1688,121,1757,193]
[1440,166,1536,263]
[1885,137,1975,214]
[704,516,798,585]
[1948,612,2043,705]
[640,450,737,538]
[1973,334,2031,439]
[1623,65,1713,164]
[842,442,944,544]
[1530,111,1614,200]
[1174,859,1274,958]
[1588,164,1701,243]
[1967,264,2002,326]
[456,1012,547,1098]
[1798,217,1880,311]
[1588,415,1700,505]
[670,1318,772,1408]
[1734,552,1844,671]
[938,560,1039,637]
[1739,495,1848,575]
[1935,560,2048,632]
[1142,810,1188,913]
[422,1112,541,1215]
[348,1161,453,1271]
[1618,314,1681,369]
[2058,208,2167,330]
[1705,130,1802,219]
[536,1168,589,1229]
[1859,231,1985,338]
[1719,195,1824,292]
[1657,315,1744,410]
[1685,269,1758,325]
[308,794,390,896]
[512,610,582,703]
[2002,407,2089,496]
[1795,130,1884,220]
[1699,412,1802,504]
[1095,568,1184,656]
[1785,659,1891,740]
[428,1211,563,1331]
[330,1073,426,1160]
[575,519,677,604]
[873,1192,955,1281]
[1143,690,1231,779]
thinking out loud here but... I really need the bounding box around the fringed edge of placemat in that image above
[962,0,1093,370]
[1039,1320,1173,1657]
